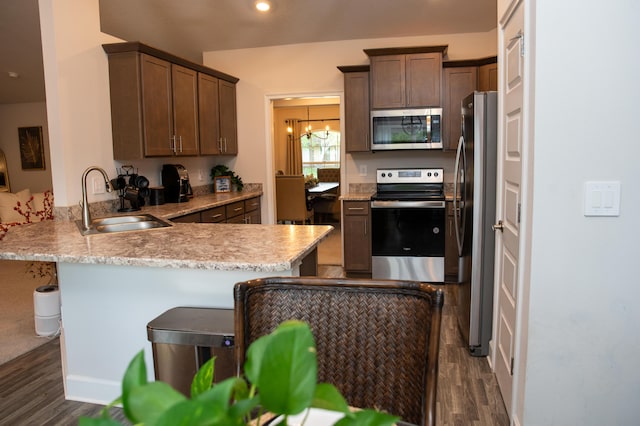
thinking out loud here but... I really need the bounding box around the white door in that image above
[494,0,525,418]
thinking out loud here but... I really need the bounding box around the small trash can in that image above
[33,285,61,337]
[147,307,235,396]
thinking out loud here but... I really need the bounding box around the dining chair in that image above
[314,168,340,222]
[275,175,314,224]
[234,277,444,426]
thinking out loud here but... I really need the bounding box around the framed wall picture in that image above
[18,126,45,170]
[214,176,232,193]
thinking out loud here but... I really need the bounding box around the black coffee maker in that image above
[162,164,193,203]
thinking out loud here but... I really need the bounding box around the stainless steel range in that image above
[371,168,446,283]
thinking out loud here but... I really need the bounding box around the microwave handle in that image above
[426,115,431,143]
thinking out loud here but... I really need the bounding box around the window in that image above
[301,129,340,177]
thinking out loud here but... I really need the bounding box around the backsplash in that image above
[54,183,263,221]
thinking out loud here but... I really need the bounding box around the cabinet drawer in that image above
[343,201,370,216]
[226,201,245,218]
[171,211,201,223]
[245,197,261,212]
[200,206,226,223]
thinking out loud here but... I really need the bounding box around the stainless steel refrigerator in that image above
[453,91,497,357]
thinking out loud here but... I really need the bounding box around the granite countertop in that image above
[0,188,332,272]
[340,192,374,201]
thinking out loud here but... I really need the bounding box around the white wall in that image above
[36,0,496,216]
[0,102,52,192]
[523,0,640,423]
[204,31,497,222]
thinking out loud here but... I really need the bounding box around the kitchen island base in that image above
[57,262,304,404]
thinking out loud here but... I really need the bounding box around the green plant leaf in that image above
[311,383,351,416]
[333,409,399,426]
[253,321,318,415]
[78,417,122,426]
[121,350,148,422]
[243,333,270,384]
[127,381,186,425]
[191,356,215,398]
[154,399,232,426]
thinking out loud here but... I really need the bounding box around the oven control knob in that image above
[427,172,432,177]
[433,227,440,234]
[388,172,392,177]
[434,171,439,177]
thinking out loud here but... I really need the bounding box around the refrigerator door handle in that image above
[453,135,465,256]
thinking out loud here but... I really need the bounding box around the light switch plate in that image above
[92,177,105,194]
[584,181,620,216]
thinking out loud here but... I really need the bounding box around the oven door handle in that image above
[371,200,446,209]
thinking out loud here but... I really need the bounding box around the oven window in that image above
[372,208,445,256]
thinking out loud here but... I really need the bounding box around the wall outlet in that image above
[359,165,367,177]
[198,169,204,182]
[92,177,105,194]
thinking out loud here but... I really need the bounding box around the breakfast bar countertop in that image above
[0,219,333,272]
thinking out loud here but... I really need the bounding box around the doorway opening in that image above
[271,96,341,226]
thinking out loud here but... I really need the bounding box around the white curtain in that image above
[285,118,302,175]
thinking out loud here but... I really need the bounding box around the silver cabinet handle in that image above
[348,207,364,211]
[492,220,504,232]
[170,135,176,152]
[210,213,223,219]
[179,136,183,152]
[234,207,243,212]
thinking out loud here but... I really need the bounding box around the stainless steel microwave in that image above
[371,108,443,150]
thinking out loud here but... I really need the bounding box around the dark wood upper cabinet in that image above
[103,42,239,160]
[478,62,498,91]
[442,57,498,151]
[442,66,477,151]
[198,74,238,155]
[339,65,370,152]
[365,46,447,109]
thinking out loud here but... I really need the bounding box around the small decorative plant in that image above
[79,321,398,426]
[25,261,57,285]
[211,165,244,191]
[304,174,319,188]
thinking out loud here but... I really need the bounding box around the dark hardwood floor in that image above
[0,266,508,425]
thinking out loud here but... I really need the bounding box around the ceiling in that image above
[0,0,497,105]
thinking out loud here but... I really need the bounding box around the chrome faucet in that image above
[81,166,113,231]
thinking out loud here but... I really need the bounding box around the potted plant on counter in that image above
[80,321,398,426]
[211,165,244,192]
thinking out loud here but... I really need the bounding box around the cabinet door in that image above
[140,54,174,156]
[343,71,370,152]
[370,55,405,109]
[443,67,477,151]
[343,201,371,274]
[218,80,238,155]
[171,64,199,156]
[406,53,442,107]
[478,63,498,91]
[198,73,222,155]
[245,197,261,224]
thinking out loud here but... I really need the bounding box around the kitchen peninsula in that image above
[0,203,332,404]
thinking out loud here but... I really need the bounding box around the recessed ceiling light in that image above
[255,0,271,12]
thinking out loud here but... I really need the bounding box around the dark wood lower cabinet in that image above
[342,200,371,277]
[171,196,261,224]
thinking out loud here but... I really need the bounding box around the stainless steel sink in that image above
[76,213,173,235]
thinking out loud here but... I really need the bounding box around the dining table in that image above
[307,181,339,194]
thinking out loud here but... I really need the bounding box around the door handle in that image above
[492,220,504,232]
